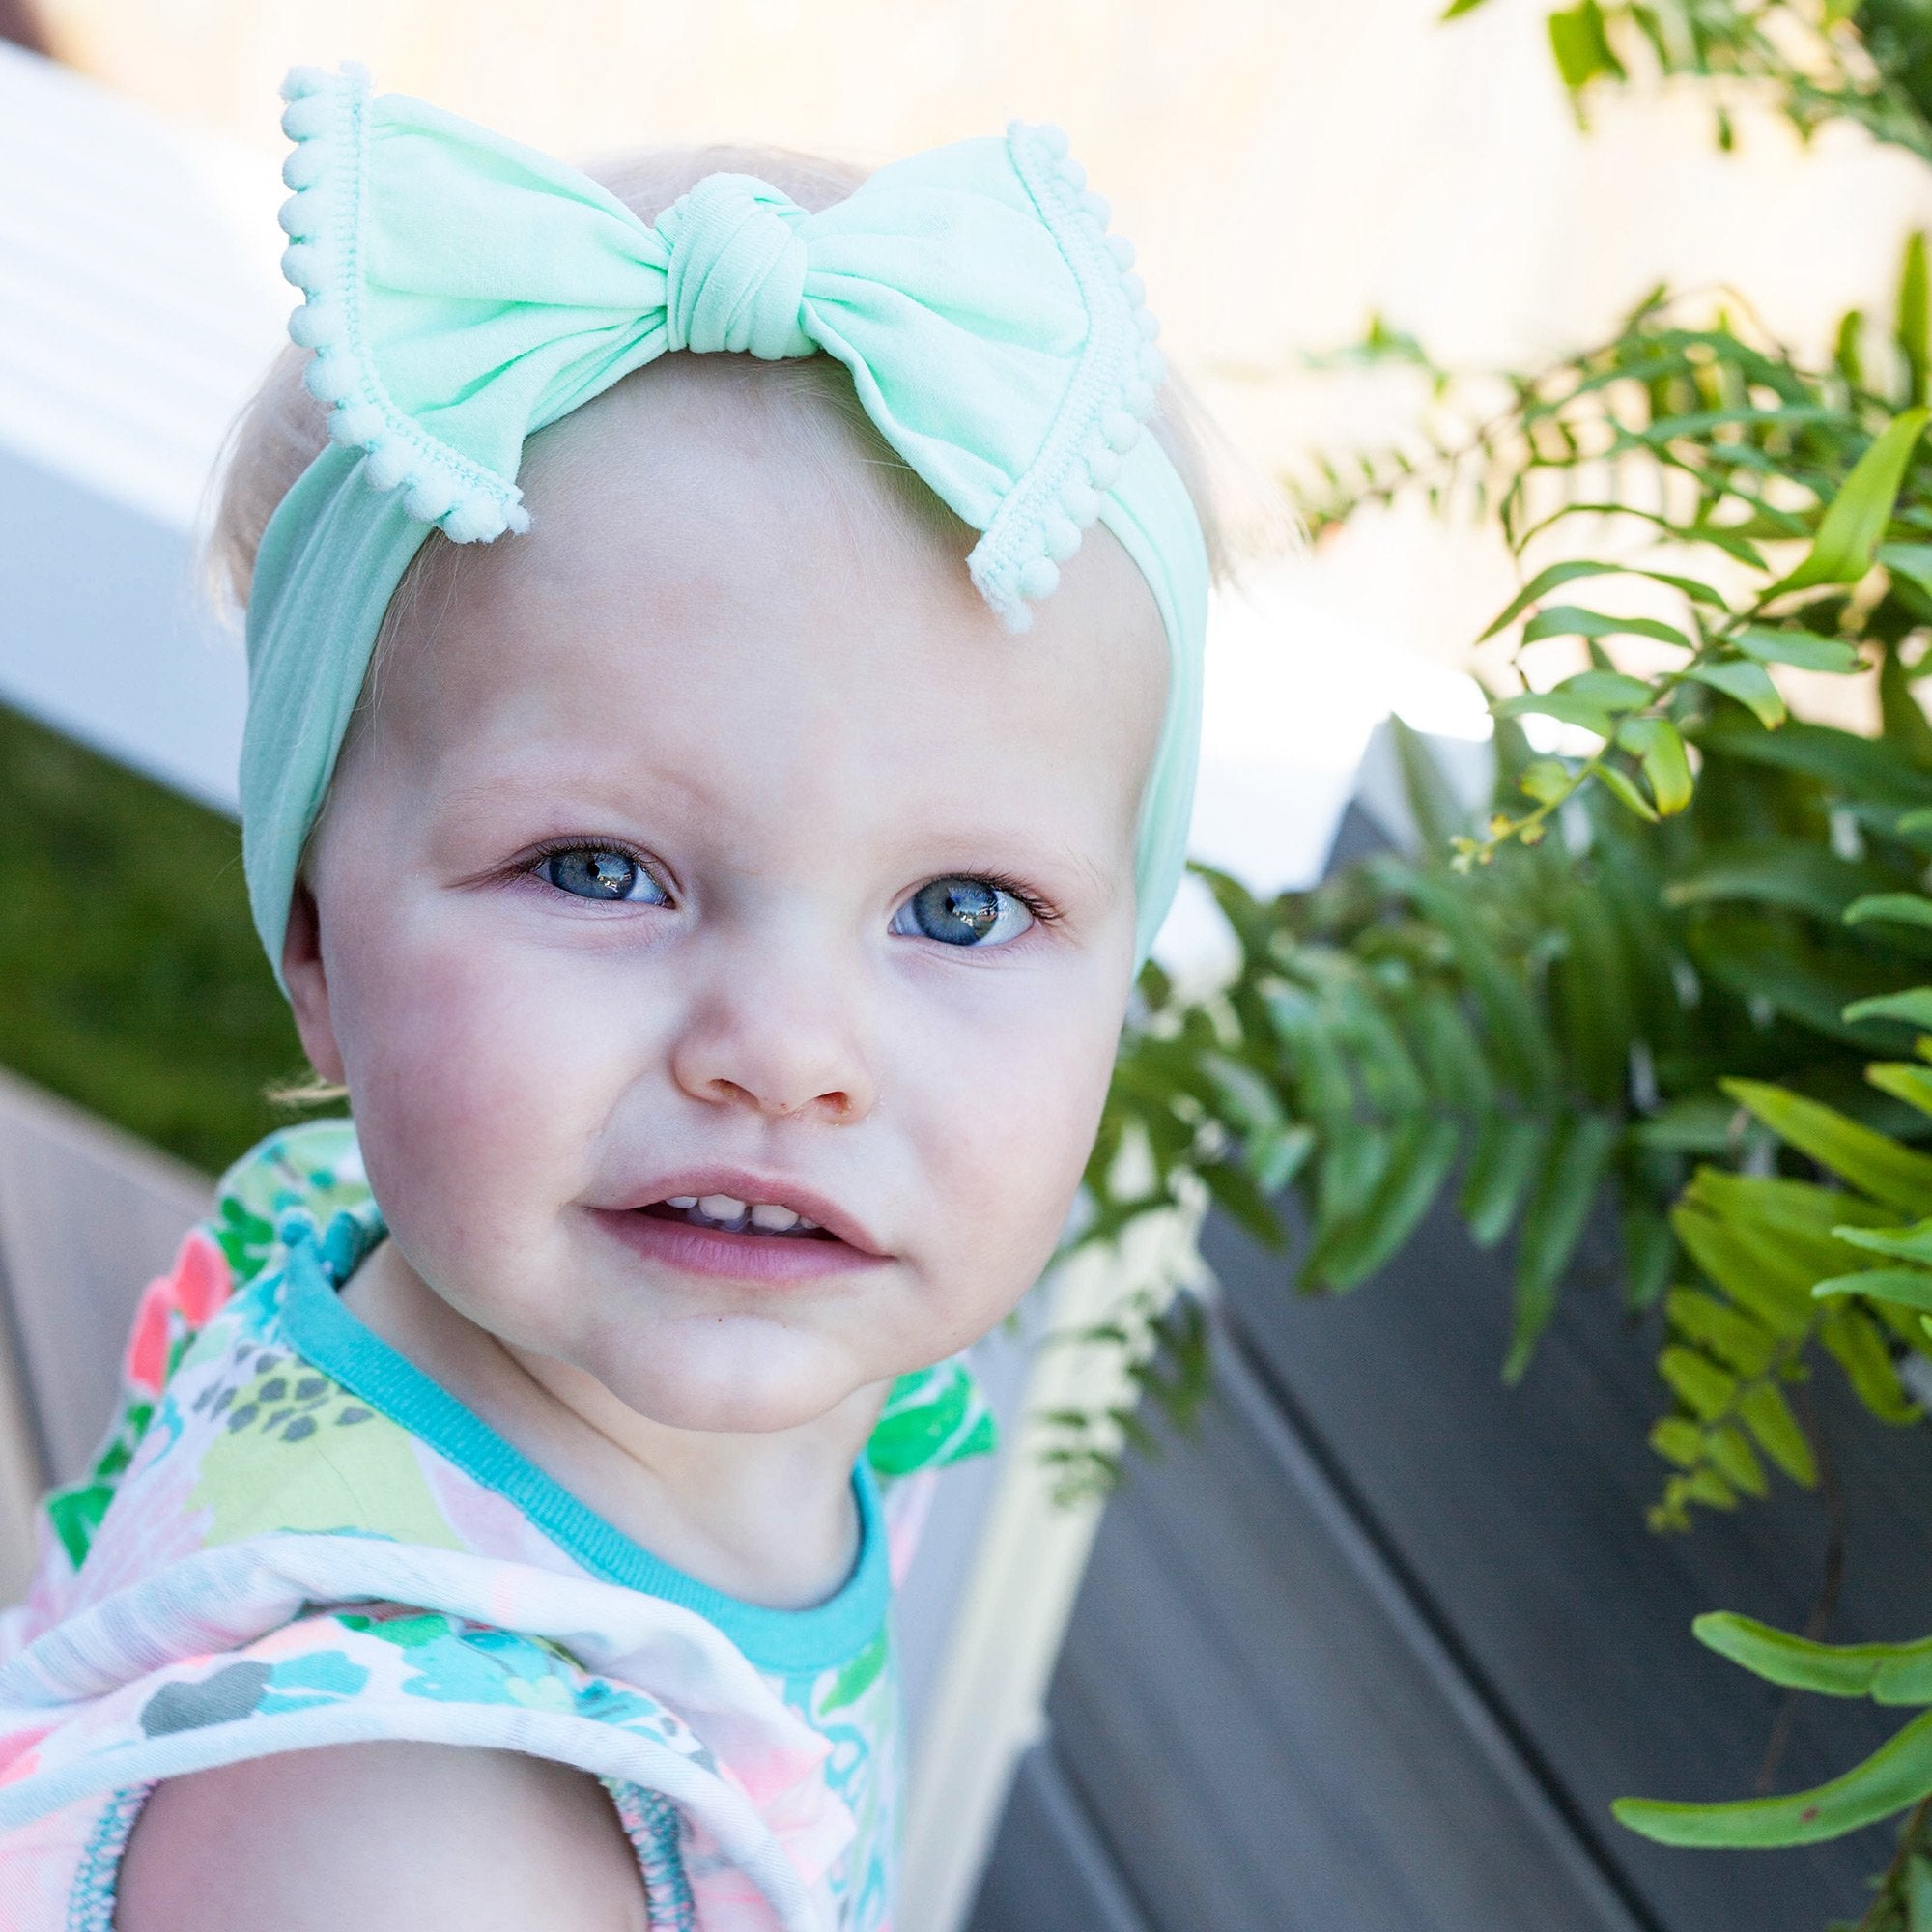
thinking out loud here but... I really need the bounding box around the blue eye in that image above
[537,847,669,904]
[891,877,1036,948]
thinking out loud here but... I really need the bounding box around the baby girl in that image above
[0,60,1227,1932]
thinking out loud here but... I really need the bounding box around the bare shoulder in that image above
[115,1741,649,1932]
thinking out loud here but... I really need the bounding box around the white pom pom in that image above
[1055,156,1088,190]
[1062,480,1101,526]
[281,144,326,192]
[332,401,384,445]
[364,437,413,491]
[1079,189,1111,227]
[405,473,461,525]
[1043,509,1082,561]
[1087,446,1122,491]
[1102,409,1142,454]
[302,351,354,403]
[1138,342,1168,384]
[1122,377,1157,414]
[1121,270,1146,308]
[1018,555,1061,602]
[1107,234,1137,271]
[440,500,497,544]
[277,194,308,239]
[1135,308,1162,341]
[280,65,331,102]
[1035,123,1071,158]
[279,94,331,141]
[281,242,322,292]
[504,502,532,535]
[287,300,323,349]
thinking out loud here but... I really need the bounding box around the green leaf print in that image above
[820,1626,889,1714]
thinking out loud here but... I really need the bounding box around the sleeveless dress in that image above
[0,1121,994,1932]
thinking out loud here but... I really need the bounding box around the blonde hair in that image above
[206,138,1284,617]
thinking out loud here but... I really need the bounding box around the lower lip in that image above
[587,1208,891,1285]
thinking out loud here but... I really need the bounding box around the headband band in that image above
[242,64,1209,977]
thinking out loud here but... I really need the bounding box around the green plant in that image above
[1054,7,1932,1919]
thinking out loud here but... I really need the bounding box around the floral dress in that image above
[0,1121,993,1932]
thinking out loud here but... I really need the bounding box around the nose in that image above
[668,931,876,1124]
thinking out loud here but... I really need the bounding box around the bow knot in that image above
[657,174,813,361]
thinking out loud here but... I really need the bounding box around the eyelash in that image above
[515,839,1061,927]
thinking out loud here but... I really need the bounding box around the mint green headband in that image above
[242,64,1208,979]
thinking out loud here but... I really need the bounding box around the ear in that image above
[282,879,348,1086]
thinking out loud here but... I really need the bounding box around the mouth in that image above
[640,1193,837,1240]
[588,1179,889,1286]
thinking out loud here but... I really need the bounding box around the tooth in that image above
[697,1194,749,1226]
[796,1215,821,1231]
[751,1203,801,1233]
[666,1196,697,1209]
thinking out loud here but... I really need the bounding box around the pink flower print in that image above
[123,1231,234,1394]
[123,1279,173,1396]
[171,1229,231,1326]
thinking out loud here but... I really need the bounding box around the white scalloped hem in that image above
[963,117,1170,634]
[277,63,529,546]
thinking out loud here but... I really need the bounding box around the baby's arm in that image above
[115,1740,649,1932]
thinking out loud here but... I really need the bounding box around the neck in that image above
[342,1238,889,1610]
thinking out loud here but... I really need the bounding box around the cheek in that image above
[325,903,636,1264]
[897,971,1126,1312]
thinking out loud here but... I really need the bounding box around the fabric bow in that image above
[242,63,1208,974]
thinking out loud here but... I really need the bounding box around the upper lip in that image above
[599,1168,888,1257]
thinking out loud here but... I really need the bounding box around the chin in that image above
[603,1332,867,1436]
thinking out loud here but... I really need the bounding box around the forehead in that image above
[366,355,1168,851]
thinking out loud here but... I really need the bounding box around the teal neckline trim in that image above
[279,1235,889,1676]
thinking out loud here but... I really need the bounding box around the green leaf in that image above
[1902,230,1929,406]
[1599,762,1660,821]
[1459,1113,1546,1245]
[1496,689,1613,737]
[1814,1267,1932,1311]
[1694,1612,1932,1704]
[1705,1424,1768,1497]
[1519,757,1573,805]
[1723,1077,1932,1213]
[1651,1416,1705,1468]
[1909,1852,1932,1931]
[1480,561,1624,641]
[1834,1219,1932,1265]
[1506,1113,1619,1380]
[1665,1288,1776,1377]
[1660,1345,1739,1421]
[1547,0,1625,90]
[1882,542,1932,602]
[1772,408,1930,595]
[1845,989,1932,1030]
[1733,627,1863,673]
[1618,717,1693,814]
[1305,1117,1461,1290]
[1558,668,1654,710]
[1200,1154,1284,1251]
[1846,894,1932,930]
[1667,845,1891,923]
[1686,659,1786,728]
[1519,606,1695,652]
[1818,1301,1920,1423]
[1438,0,1491,16]
[1737,1381,1819,1487]
[1614,1708,1932,1846]
[1870,1060,1932,1119]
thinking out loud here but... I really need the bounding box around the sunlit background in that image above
[12,0,1931,974]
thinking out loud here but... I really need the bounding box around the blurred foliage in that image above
[1062,1,1932,1918]
[0,701,302,1173]
[1448,0,1932,162]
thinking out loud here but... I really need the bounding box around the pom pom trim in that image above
[275,63,526,546]
[967,120,1164,634]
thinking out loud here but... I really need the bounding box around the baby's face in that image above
[290,359,1167,1435]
